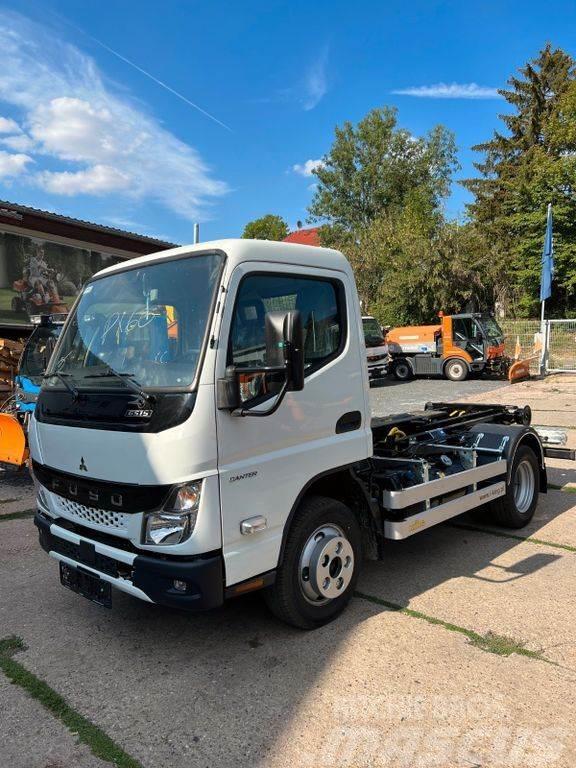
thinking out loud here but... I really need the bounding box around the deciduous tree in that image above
[242,214,289,241]
[309,107,458,231]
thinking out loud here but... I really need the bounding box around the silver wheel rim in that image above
[514,459,535,514]
[299,524,355,605]
[449,362,464,379]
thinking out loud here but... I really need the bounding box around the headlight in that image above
[143,481,202,546]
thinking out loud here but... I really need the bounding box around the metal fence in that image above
[545,319,576,373]
[500,319,542,375]
[500,318,576,375]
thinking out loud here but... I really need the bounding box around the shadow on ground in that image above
[2,485,574,766]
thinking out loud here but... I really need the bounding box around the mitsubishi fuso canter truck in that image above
[30,239,570,629]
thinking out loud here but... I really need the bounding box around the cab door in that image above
[214,262,371,586]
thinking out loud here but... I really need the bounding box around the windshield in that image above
[46,253,224,391]
[362,317,385,346]
[20,326,62,382]
[479,316,504,341]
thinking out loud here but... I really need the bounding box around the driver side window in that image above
[229,273,344,401]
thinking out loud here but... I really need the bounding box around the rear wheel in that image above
[444,358,468,382]
[392,359,412,381]
[264,495,362,629]
[485,445,540,528]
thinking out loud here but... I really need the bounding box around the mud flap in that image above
[508,359,532,383]
[0,413,28,467]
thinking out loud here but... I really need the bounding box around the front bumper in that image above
[368,364,388,380]
[35,511,224,610]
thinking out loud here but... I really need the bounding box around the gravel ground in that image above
[369,374,509,416]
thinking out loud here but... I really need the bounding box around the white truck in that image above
[362,315,389,381]
[30,240,567,628]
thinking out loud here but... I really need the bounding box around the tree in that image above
[338,199,493,326]
[308,106,458,231]
[463,45,576,316]
[242,214,289,241]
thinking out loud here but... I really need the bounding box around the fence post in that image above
[539,319,549,376]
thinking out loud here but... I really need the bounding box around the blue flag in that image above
[540,203,554,303]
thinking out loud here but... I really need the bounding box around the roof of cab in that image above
[93,238,351,279]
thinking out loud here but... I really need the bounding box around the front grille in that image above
[52,494,129,533]
[33,460,171,512]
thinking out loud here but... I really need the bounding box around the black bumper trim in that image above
[34,511,225,611]
[132,553,224,610]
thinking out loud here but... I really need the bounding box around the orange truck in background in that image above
[387,312,529,382]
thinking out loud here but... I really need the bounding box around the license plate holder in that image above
[59,562,112,609]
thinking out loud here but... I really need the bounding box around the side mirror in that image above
[216,309,304,414]
[263,309,304,392]
[280,310,304,391]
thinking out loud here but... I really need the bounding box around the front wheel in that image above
[444,358,468,381]
[264,495,362,629]
[391,359,413,381]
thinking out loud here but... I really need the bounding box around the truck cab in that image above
[362,315,389,382]
[31,240,374,626]
[30,241,552,628]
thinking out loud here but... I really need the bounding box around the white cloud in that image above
[0,11,228,220]
[293,158,324,177]
[38,164,131,195]
[0,133,35,151]
[301,49,329,110]
[392,83,501,99]
[0,149,32,177]
[0,115,21,133]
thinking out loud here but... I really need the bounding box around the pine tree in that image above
[463,45,576,316]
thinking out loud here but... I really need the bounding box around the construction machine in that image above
[387,312,530,383]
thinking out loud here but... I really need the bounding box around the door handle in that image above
[336,411,362,434]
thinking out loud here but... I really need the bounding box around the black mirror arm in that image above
[232,381,288,416]
[232,379,289,418]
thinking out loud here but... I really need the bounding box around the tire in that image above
[485,445,540,528]
[264,495,362,629]
[392,359,412,381]
[444,358,468,382]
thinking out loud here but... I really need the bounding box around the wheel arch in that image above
[277,464,379,567]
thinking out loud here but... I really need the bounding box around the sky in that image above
[0,0,574,245]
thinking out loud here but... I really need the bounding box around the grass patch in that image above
[548,483,576,494]
[0,635,143,768]
[450,521,576,553]
[0,509,35,522]
[355,591,555,665]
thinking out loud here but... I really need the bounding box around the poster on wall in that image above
[0,232,124,327]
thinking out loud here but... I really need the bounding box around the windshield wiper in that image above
[43,371,79,400]
[83,369,156,404]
